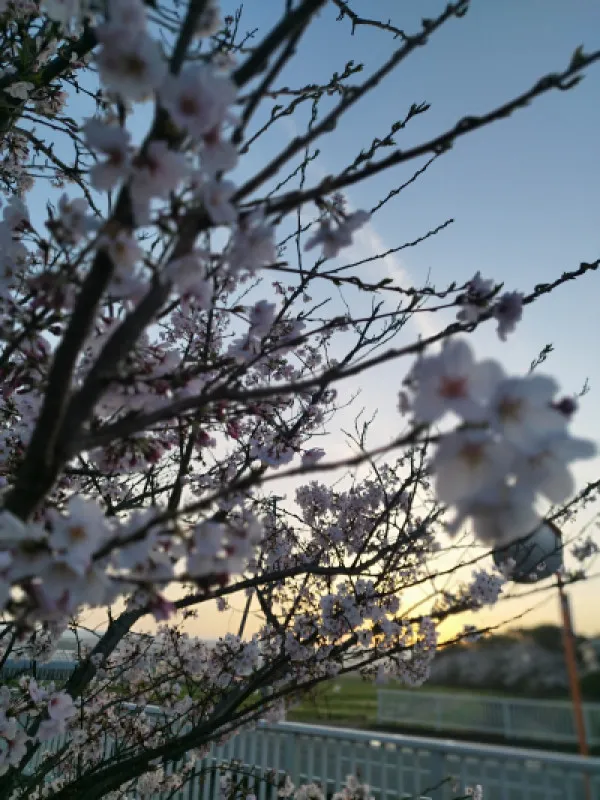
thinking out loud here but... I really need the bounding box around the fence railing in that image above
[18,713,600,800]
[376,688,600,746]
[5,662,600,799]
[1,658,77,681]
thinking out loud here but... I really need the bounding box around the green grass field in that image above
[286,676,485,728]
[285,677,596,754]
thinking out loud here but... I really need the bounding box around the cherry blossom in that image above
[0,2,595,796]
[37,717,66,743]
[410,338,504,424]
[456,271,496,324]
[302,447,326,466]
[130,141,189,224]
[431,429,513,505]
[468,569,505,607]
[494,291,523,341]
[447,483,542,546]
[96,31,166,103]
[4,81,34,100]
[488,374,566,444]
[2,196,29,230]
[84,118,132,192]
[48,496,113,574]
[201,125,238,175]
[513,432,596,503]
[101,0,147,31]
[196,0,222,36]
[248,300,277,338]
[47,691,76,722]
[164,251,213,303]
[228,211,277,274]
[160,65,237,140]
[43,0,88,26]
[572,536,599,562]
[201,178,237,225]
[0,510,28,544]
[51,194,100,244]
[304,210,370,259]
[101,230,144,273]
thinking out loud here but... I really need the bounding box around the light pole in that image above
[493,522,590,762]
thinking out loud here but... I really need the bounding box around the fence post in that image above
[502,699,512,739]
[435,695,442,732]
[427,749,447,800]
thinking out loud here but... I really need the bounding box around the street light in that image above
[492,520,563,582]
[492,520,590,789]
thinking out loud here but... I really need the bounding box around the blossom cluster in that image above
[405,337,596,547]
[0,497,265,624]
[457,271,523,341]
[0,682,76,775]
[0,0,595,795]
[467,569,505,608]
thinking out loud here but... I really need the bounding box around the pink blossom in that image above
[160,65,236,140]
[411,338,504,424]
[96,32,166,103]
[83,118,132,191]
[304,210,369,259]
[47,692,76,722]
[201,179,237,225]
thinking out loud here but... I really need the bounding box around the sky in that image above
[190,0,600,639]
[54,0,600,640]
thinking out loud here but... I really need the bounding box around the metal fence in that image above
[5,662,600,799]
[1,658,77,681]
[376,688,600,746]
[204,720,600,800]
[17,715,600,800]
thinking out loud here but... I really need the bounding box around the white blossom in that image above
[488,374,566,444]
[447,484,541,547]
[248,300,277,338]
[411,338,504,424]
[201,125,238,175]
[164,251,213,304]
[456,271,496,324]
[0,511,28,544]
[130,141,189,224]
[83,118,132,191]
[494,291,523,341]
[2,196,29,231]
[431,429,513,505]
[55,194,99,244]
[102,0,147,31]
[102,230,144,272]
[48,496,112,574]
[304,210,370,259]
[513,432,596,503]
[468,569,504,607]
[47,692,76,722]
[37,717,66,742]
[201,179,237,225]
[195,0,222,36]
[42,0,89,25]
[228,211,277,274]
[96,31,166,103]
[160,65,236,140]
[187,521,226,577]
[4,82,34,100]
[302,448,326,466]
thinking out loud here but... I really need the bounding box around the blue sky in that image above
[38,1,600,638]
[221,0,600,636]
